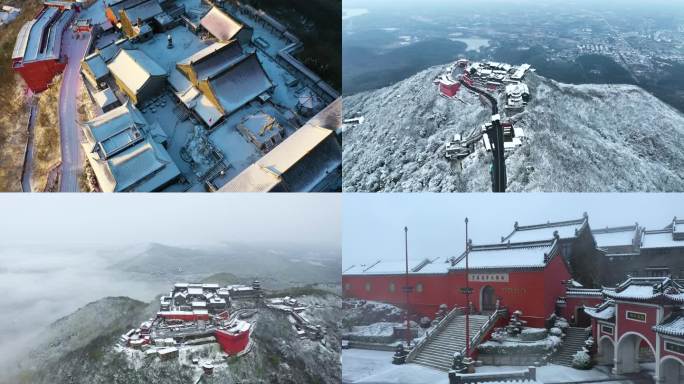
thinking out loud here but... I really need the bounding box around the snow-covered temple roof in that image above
[168,68,222,127]
[93,88,118,109]
[653,311,684,337]
[603,277,684,303]
[584,300,615,321]
[566,287,603,298]
[592,224,639,251]
[108,49,166,95]
[12,6,74,63]
[200,6,247,42]
[83,52,109,79]
[451,239,560,271]
[501,214,588,243]
[220,125,337,192]
[205,53,272,115]
[80,101,180,192]
[105,0,148,20]
[122,0,162,23]
[177,40,243,82]
[640,218,684,249]
[342,257,447,276]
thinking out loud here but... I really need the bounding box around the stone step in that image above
[418,351,456,361]
[414,359,452,370]
[413,316,496,371]
[416,351,455,361]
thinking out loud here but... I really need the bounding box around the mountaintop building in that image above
[108,48,167,105]
[11,5,75,92]
[80,101,180,192]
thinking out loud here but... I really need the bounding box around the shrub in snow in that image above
[490,329,506,343]
[549,327,562,337]
[572,350,592,370]
[554,318,569,330]
[520,328,547,341]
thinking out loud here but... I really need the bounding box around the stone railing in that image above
[461,308,508,357]
[405,305,465,363]
[448,366,537,384]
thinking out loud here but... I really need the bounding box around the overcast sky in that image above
[0,194,340,248]
[343,193,684,267]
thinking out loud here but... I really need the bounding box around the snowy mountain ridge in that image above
[342,64,684,192]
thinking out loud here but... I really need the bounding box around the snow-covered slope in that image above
[343,66,684,192]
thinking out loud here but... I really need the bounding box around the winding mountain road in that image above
[459,77,506,192]
[58,29,89,192]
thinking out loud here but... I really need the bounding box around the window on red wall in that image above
[344,283,351,291]
[389,282,396,292]
[416,283,423,293]
[365,282,371,292]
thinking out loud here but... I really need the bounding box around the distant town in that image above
[342,2,684,112]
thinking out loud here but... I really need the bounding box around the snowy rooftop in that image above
[343,257,447,276]
[122,0,162,23]
[220,98,340,192]
[451,240,558,270]
[168,68,223,127]
[84,52,109,79]
[603,277,684,302]
[177,40,243,81]
[565,287,603,297]
[81,102,180,192]
[105,0,149,18]
[673,218,684,234]
[207,53,273,115]
[98,41,122,63]
[201,6,246,42]
[108,49,166,94]
[641,229,684,249]
[592,225,638,249]
[13,7,74,63]
[93,88,119,109]
[653,312,684,337]
[584,301,615,321]
[502,216,587,243]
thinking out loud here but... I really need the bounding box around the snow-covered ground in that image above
[342,349,651,384]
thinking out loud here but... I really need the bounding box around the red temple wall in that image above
[215,329,250,354]
[343,260,569,327]
[15,59,67,93]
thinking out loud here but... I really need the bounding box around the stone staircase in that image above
[412,315,490,371]
[550,327,588,367]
